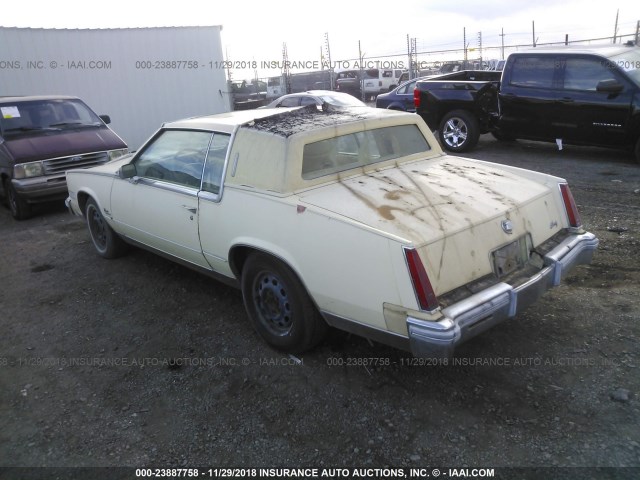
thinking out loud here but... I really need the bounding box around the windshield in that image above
[608,49,640,85]
[0,98,103,139]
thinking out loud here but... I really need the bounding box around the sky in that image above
[2,0,639,79]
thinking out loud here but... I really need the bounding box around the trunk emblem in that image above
[501,219,513,234]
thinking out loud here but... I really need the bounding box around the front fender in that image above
[66,170,116,219]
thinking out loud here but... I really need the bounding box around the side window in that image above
[563,57,617,91]
[509,56,559,88]
[397,80,416,95]
[201,133,231,195]
[134,130,212,189]
[300,96,318,106]
[279,97,300,107]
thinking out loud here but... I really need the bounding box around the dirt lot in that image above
[1,135,639,478]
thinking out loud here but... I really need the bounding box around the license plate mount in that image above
[492,235,531,278]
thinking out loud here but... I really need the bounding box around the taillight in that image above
[559,183,582,228]
[403,247,439,312]
[413,88,421,108]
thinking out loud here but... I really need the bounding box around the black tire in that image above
[241,253,327,353]
[85,198,127,259]
[438,110,480,153]
[4,178,31,220]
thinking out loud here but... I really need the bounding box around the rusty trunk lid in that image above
[297,156,567,294]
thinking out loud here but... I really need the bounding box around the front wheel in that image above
[4,179,31,220]
[438,110,480,153]
[241,253,327,353]
[85,198,127,259]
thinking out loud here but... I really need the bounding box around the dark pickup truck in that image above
[414,44,640,163]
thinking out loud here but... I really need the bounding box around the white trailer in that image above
[0,26,231,149]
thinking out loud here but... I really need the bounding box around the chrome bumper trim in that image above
[408,231,599,359]
[65,197,81,217]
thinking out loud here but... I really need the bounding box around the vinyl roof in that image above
[164,105,409,136]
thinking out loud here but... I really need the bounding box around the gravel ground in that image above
[0,134,639,479]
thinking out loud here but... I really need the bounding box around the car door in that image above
[396,79,418,111]
[498,55,563,141]
[110,129,212,268]
[555,55,633,146]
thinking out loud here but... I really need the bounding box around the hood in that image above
[4,127,127,163]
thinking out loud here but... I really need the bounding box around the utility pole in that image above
[407,34,417,79]
[324,32,333,90]
[412,38,417,76]
[613,9,619,43]
[358,40,365,102]
[225,47,232,83]
[636,20,639,45]
[477,31,483,68]
[565,34,569,46]
[500,28,505,59]
[282,42,291,94]
[532,21,536,47]
[463,28,467,66]
[407,34,412,79]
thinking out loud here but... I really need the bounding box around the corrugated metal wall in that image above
[0,26,231,149]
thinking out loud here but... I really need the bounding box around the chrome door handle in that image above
[181,205,197,214]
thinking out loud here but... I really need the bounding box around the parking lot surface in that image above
[1,134,639,473]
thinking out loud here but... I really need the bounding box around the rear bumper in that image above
[407,231,599,359]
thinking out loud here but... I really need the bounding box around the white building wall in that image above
[0,26,231,149]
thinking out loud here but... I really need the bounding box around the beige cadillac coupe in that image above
[65,105,598,358]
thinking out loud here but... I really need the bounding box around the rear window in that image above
[302,124,430,180]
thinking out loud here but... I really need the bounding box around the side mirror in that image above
[119,163,137,179]
[596,79,624,94]
[99,115,111,124]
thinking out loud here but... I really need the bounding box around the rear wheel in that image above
[85,198,127,259]
[438,110,480,153]
[4,179,31,220]
[241,253,327,353]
